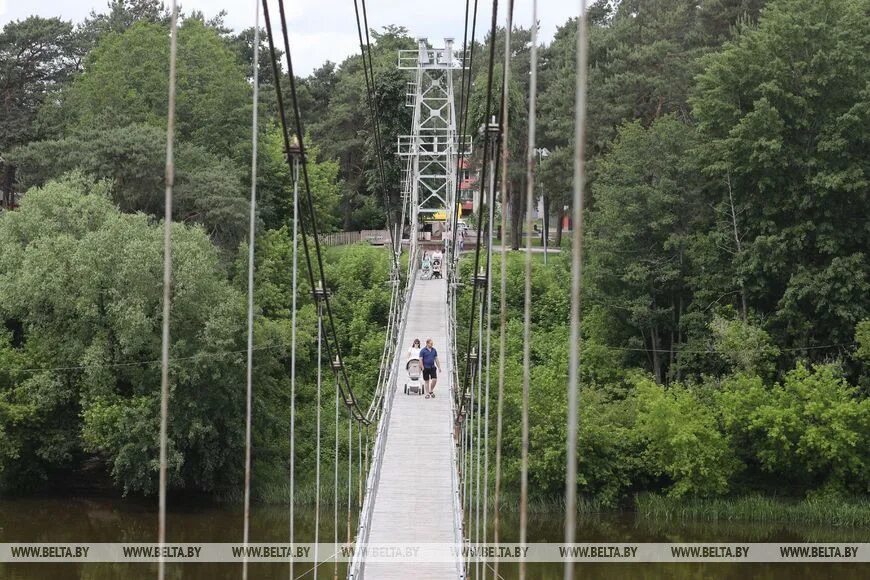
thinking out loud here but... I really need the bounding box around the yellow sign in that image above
[425,206,461,221]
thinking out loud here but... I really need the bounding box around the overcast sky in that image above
[2,1,579,75]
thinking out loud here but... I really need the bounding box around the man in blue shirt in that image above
[420,338,442,398]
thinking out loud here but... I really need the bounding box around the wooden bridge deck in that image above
[360,277,463,579]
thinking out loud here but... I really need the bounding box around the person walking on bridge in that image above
[407,338,421,361]
[420,338,441,399]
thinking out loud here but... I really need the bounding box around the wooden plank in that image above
[362,277,462,578]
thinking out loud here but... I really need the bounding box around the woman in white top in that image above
[407,338,421,361]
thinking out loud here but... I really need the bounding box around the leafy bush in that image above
[633,376,738,497]
[719,364,869,493]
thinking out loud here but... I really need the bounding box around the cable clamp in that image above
[313,281,329,302]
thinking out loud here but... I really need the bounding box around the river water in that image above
[0,497,867,579]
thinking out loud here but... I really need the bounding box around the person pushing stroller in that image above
[403,338,424,395]
[420,338,441,399]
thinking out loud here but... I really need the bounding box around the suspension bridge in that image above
[153,0,587,579]
[349,36,467,580]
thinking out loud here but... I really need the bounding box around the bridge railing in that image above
[446,267,467,580]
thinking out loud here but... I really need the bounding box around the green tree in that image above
[304,26,413,230]
[710,314,780,378]
[257,127,342,232]
[228,26,281,87]
[586,116,705,383]
[78,0,170,49]
[59,19,250,162]
[855,320,870,393]
[7,124,250,250]
[856,321,870,363]
[0,17,80,203]
[467,26,533,249]
[0,176,250,493]
[692,0,870,352]
[586,0,765,153]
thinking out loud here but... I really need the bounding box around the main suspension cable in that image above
[449,0,472,265]
[352,0,398,263]
[459,0,501,424]
[262,0,369,424]
[362,0,399,251]
[451,0,481,267]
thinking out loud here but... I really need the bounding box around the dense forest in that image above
[0,0,393,496]
[457,0,869,505]
[0,0,868,509]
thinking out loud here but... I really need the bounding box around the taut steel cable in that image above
[157,3,178,579]
[494,2,515,578]
[242,2,260,578]
[289,146,300,580]
[566,2,590,579]
[521,3,538,580]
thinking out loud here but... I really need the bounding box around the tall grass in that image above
[637,493,870,527]
[472,493,612,515]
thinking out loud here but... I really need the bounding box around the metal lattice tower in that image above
[398,38,471,250]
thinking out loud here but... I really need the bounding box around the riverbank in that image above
[636,493,870,528]
[250,484,870,528]
[451,492,870,528]
[15,468,869,529]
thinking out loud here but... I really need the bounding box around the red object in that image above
[460,177,477,191]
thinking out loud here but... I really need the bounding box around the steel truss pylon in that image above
[398,38,471,255]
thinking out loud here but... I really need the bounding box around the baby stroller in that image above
[431,257,442,279]
[403,358,425,395]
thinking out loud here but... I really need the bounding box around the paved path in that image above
[361,277,463,579]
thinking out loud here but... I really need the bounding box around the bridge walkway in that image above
[359,276,463,579]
